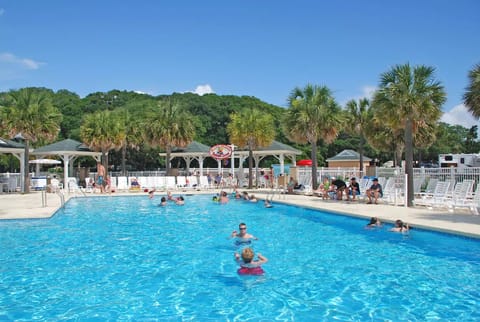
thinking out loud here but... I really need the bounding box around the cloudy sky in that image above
[0,1,479,128]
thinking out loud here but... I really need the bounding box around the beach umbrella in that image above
[297,159,313,166]
[29,159,62,165]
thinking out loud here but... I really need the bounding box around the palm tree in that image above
[464,63,480,118]
[115,108,143,175]
[372,64,446,207]
[283,84,342,189]
[227,108,275,189]
[344,98,371,174]
[0,88,62,193]
[80,110,125,174]
[142,100,195,175]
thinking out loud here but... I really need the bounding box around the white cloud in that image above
[360,85,376,99]
[341,85,377,106]
[192,84,214,96]
[441,103,480,128]
[0,52,44,70]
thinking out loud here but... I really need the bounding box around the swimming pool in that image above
[0,195,479,320]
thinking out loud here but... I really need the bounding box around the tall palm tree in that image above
[344,98,371,173]
[143,100,195,175]
[283,84,341,189]
[372,64,446,207]
[464,63,480,118]
[0,88,62,193]
[227,108,275,189]
[80,110,125,174]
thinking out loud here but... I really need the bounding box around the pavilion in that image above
[160,140,302,179]
[0,137,26,192]
[31,139,101,188]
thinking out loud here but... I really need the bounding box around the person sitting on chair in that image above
[348,177,360,201]
[366,178,383,204]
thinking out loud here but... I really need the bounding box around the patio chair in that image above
[446,180,475,211]
[116,176,129,191]
[414,181,451,209]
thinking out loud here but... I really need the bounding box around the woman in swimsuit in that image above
[234,247,268,275]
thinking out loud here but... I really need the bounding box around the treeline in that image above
[0,86,479,172]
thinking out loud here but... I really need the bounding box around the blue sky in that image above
[1,1,479,128]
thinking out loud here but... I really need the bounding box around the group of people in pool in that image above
[230,222,268,275]
[149,190,185,206]
[212,189,274,208]
[366,217,410,233]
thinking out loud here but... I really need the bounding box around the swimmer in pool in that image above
[234,247,268,274]
[230,222,258,245]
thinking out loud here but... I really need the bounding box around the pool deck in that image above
[1,190,480,238]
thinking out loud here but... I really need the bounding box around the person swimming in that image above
[234,247,268,275]
[365,217,382,228]
[230,223,258,246]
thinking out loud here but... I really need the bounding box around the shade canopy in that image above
[29,158,62,165]
[297,159,313,166]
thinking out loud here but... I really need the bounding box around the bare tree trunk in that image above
[359,136,365,173]
[311,142,318,189]
[121,145,127,176]
[405,118,414,207]
[248,148,253,189]
[23,140,30,193]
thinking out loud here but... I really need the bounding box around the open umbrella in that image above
[297,159,313,166]
[29,159,62,165]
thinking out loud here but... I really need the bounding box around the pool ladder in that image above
[41,189,66,209]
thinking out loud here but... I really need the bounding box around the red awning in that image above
[296,159,313,166]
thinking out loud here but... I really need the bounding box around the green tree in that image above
[80,110,125,174]
[142,100,195,175]
[0,88,62,193]
[464,63,480,118]
[372,64,446,206]
[283,85,342,189]
[344,98,371,173]
[115,108,143,175]
[227,108,276,189]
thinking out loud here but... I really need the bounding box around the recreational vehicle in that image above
[438,153,480,168]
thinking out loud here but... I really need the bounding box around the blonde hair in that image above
[241,248,254,263]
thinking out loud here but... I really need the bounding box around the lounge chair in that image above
[414,181,451,209]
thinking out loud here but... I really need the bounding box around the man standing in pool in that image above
[230,223,258,246]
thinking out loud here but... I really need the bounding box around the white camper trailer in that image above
[439,153,480,168]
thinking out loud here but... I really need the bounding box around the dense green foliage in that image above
[0,85,479,173]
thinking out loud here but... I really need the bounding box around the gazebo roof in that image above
[32,139,91,154]
[160,140,301,159]
[0,137,25,150]
[252,140,301,154]
[326,149,371,162]
[172,141,210,153]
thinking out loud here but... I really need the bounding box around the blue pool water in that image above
[1,195,479,321]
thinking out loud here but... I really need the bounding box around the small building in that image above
[326,149,371,168]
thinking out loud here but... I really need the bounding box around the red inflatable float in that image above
[237,266,265,275]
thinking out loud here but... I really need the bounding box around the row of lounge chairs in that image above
[67,175,219,194]
[298,175,480,214]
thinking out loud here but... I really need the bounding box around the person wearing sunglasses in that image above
[230,223,258,246]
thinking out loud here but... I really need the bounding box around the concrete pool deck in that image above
[1,190,480,238]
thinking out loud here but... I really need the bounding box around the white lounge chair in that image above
[446,180,475,211]
[414,181,451,209]
[165,176,177,190]
[116,176,129,191]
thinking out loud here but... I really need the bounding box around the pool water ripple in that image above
[0,195,479,320]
